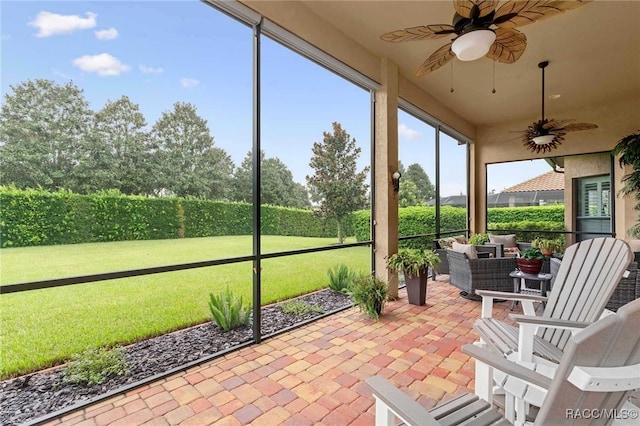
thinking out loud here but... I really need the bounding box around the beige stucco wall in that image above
[473,95,640,238]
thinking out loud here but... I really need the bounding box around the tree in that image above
[232,149,310,208]
[612,131,640,237]
[306,122,369,243]
[0,79,93,191]
[76,96,153,194]
[399,179,420,207]
[150,102,233,199]
[404,163,435,204]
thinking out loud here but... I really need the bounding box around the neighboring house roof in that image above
[503,170,564,193]
[426,170,566,207]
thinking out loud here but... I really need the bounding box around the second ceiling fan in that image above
[380,0,592,76]
[519,60,598,153]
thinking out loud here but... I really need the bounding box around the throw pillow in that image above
[438,237,457,249]
[452,242,477,259]
[453,235,468,244]
[489,234,517,248]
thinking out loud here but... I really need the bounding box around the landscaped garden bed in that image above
[0,288,352,426]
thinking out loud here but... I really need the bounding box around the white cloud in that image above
[95,27,118,40]
[72,53,130,76]
[398,123,420,140]
[139,65,164,75]
[29,11,97,38]
[180,78,199,89]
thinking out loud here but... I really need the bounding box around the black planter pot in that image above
[404,272,428,306]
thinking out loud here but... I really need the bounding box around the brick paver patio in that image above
[46,278,515,425]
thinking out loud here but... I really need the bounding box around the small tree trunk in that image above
[337,220,343,244]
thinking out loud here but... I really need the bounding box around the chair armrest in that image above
[366,376,438,426]
[462,344,552,391]
[476,290,547,303]
[509,315,592,330]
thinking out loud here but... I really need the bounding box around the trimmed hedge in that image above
[353,206,467,249]
[353,205,566,248]
[0,187,350,248]
[488,220,565,242]
[487,205,564,223]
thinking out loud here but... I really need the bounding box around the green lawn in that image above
[0,236,370,378]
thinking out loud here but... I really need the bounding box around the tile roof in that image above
[503,170,565,193]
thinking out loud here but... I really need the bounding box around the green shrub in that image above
[487,205,564,223]
[352,206,467,249]
[327,264,358,293]
[62,346,128,385]
[468,233,489,245]
[208,286,251,331]
[280,299,324,316]
[345,275,388,321]
[0,187,357,248]
[488,220,565,242]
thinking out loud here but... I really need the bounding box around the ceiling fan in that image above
[520,60,598,154]
[380,0,591,76]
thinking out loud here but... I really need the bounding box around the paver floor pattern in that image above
[46,278,516,426]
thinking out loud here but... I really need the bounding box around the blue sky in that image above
[1,0,550,195]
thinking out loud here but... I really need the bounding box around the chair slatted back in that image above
[535,298,640,425]
[541,238,632,350]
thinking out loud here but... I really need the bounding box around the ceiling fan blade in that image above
[495,0,593,29]
[485,28,526,64]
[561,122,598,132]
[454,1,498,19]
[380,24,455,42]
[416,42,455,77]
[544,119,579,130]
[543,119,561,129]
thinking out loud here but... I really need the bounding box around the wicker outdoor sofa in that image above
[446,250,517,300]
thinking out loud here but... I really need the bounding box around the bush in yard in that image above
[352,206,467,249]
[327,264,359,293]
[487,205,564,223]
[488,220,565,242]
[280,300,324,316]
[62,347,129,385]
[209,286,251,331]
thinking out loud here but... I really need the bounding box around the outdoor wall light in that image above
[392,171,401,192]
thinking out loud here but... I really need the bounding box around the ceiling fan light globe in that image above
[451,30,496,61]
[532,135,555,145]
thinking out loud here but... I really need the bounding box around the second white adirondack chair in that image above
[366,297,640,426]
[473,237,633,411]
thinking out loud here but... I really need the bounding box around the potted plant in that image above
[517,247,545,274]
[532,238,558,257]
[345,275,388,320]
[386,249,441,305]
[468,233,489,245]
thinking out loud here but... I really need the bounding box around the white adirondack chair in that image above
[472,237,633,419]
[366,297,640,426]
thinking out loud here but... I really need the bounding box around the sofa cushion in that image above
[438,235,467,249]
[489,234,517,248]
[452,242,477,259]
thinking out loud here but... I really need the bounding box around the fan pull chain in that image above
[450,62,454,93]
[492,60,496,94]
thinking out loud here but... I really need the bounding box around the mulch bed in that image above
[0,289,352,426]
